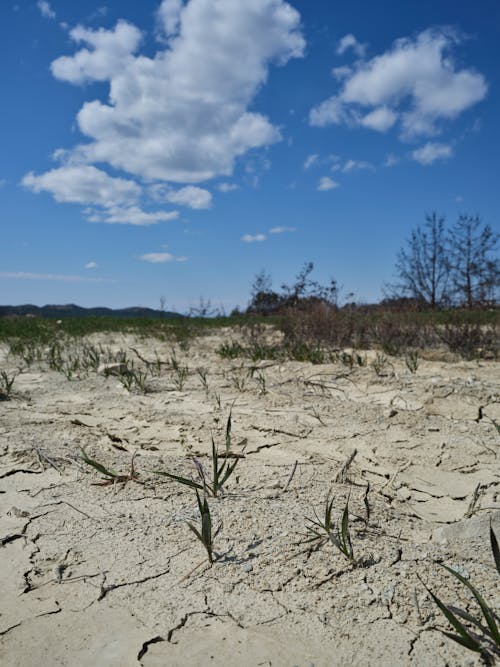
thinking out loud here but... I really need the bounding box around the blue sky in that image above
[1,0,499,311]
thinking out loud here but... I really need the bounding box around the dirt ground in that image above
[1,329,499,666]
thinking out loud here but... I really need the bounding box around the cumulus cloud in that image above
[317,176,339,191]
[310,28,487,141]
[22,165,178,225]
[156,0,184,39]
[411,141,453,165]
[242,233,266,242]
[359,106,397,132]
[303,154,319,169]
[150,184,212,209]
[336,34,366,58]
[22,165,140,207]
[217,182,239,192]
[48,0,305,184]
[85,261,98,269]
[51,21,142,84]
[140,252,187,263]
[37,1,56,19]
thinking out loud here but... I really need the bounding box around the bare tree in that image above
[393,213,451,308]
[448,215,499,308]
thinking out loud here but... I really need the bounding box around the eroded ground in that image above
[1,329,499,666]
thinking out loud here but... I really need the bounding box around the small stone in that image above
[397,487,411,501]
[8,506,30,518]
[383,408,398,418]
[243,563,253,573]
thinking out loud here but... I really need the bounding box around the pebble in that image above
[243,563,253,573]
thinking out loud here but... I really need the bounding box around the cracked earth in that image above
[1,329,499,666]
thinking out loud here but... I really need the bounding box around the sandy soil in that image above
[1,329,499,666]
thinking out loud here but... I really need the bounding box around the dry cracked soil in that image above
[1,328,499,666]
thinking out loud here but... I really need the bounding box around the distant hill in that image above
[0,304,183,319]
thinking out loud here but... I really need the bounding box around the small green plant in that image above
[230,371,247,392]
[0,369,18,399]
[405,349,419,374]
[187,490,222,565]
[173,364,189,390]
[303,493,356,564]
[421,525,500,665]
[372,352,392,377]
[255,371,267,395]
[213,390,222,409]
[218,341,244,359]
[118,366,149,393]
[197,368,209,391]
[154,414,239,497]
[80,449,141,487]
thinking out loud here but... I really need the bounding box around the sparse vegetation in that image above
[303,493,357,565]
[153,414,239,497]
[80,449,141,487]
[187,490,221,565]
[0,369,18,399]
[421,525,500,665]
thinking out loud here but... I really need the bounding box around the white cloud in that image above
[359,106,398,132]
[22,165,178,225]
[0,271,112,283]
[22,165,140,207]
[336,34,366,58]
[310,28,487,141]
[217,182,239,192]
[303,153,318,169]
[341,159,374,173]
[139,252,187,263]
[151,185,212,209]
[156,0,183,39]
[411,141,453,165]
[242,233,266,242]
[51,20,142,84]
[37,1,56,20]
[317,176,339,191]
[331,66,352,81]
[85,261,98,269]
[269,226,295,234]
[48,0,305,184]
[87,206,179,225]
[383,153,399,167]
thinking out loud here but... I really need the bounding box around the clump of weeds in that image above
[372,352,393,377]
[197,368,209,391]
[80,449,142,487]
[118,366,150,393]
[421,524,500,665]
[154,413,239,497]
[303,493,357,565]
[405,349,419,374]
[0,369,18,400]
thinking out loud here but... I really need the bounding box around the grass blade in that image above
[80,448,118,479]
[490,524,500,576]
[153,470,203,491]
[441,564,500,644]
[422,580,482,652]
